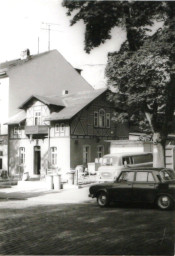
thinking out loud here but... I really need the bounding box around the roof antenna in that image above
[40,22,61,51]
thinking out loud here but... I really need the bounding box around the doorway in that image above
[34,146,41,175]
[83,145,91,166]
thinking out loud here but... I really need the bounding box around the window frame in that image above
[99,109,105,128]
[50,147,57,166]
[94,111,99,127]
[34,111,41,125]
[118,171,135,183]
[14,126,21,135]
[55,123,65,135]
[106,113,111,128]
[135,171,155,183]
[97,145,104,159]
[19,147,25,165]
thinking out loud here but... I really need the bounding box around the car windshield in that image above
[102,157,118,166]
[159,170,174,182]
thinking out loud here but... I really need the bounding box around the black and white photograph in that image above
[0,0,175,255]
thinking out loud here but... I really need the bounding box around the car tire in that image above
[97,192,110,207]
[156,195,174,210]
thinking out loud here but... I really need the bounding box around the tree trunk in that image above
[152,133,165,168]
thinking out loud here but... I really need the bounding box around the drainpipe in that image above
[47,124,50,174]
[7,125,10,176]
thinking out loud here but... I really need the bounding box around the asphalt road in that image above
[0,190,174,256]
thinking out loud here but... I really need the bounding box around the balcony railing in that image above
[25,125,49,135]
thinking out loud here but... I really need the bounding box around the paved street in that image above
[0,186,174,255]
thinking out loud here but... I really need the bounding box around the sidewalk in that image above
[0,180,94,208]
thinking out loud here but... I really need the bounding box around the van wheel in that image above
[156,195,173,210]
[97,192,110,207]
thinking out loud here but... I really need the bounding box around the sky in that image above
[0,0,126,87]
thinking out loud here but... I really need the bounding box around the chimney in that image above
[21,49,30,60]
[62,90,69,96]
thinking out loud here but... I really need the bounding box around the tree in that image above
[63,1,175,167]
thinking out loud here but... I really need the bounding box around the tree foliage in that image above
[63,1,175,158]
[62,1,164,52]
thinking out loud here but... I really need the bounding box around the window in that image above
[122,156,133,165]
[136,172,148,182]
[14,127,21,135]
[106,113,110,128]
[132,154,153,164]
[99,109,105,128]
[148,172,155,182]
[34,111,41,125]
[50,147,57,166]
[55,123,65,136]
[60,123,65,133]
[135,171,155,182]
[118,171,135,183]
[55,124,59,132]
[97,145,104,159]
[19,147,25,165]
[94,112,98,127]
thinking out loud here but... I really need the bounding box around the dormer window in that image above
[34,111,41,125]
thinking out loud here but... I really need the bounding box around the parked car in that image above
[97,152,153,182]
[89,167,175,210]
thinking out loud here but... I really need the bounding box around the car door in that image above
[109,171,135,202]
[132,171,156,203]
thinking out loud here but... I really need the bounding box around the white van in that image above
[97,152,153,182]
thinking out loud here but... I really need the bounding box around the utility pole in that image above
[40,22,61,51]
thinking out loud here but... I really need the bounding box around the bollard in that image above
[53,175,61,190]
[67,171,75,185]
[46,175,54,190]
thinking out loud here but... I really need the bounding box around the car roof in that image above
[103,152,152,158]
[122,167,172,172]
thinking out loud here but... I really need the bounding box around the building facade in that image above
[7,90,128,178]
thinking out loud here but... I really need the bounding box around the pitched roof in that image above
[0,50,94,116]
[19,95,64,109]
[6,88,107,124]
[0,51,54,72]
[45,88,107,121]
[5,111,26,125]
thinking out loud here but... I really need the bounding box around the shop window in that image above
[97,145,104,159]
[19,147,25,165]
[106,113,111,128]
[50,147,57,166]
[99,109,105,128]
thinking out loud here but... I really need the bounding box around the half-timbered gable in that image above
[70,92,116,139]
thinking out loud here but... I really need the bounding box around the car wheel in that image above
[97,192,109,207]
[157,195,173,210]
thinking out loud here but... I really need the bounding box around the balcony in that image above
[25,125,49,135]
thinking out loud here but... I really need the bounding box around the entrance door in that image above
[83,145,91,166]
[34,146,41,175]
